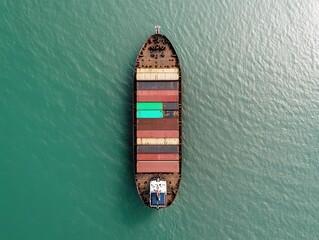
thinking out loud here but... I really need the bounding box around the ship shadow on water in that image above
[120,65,156,225]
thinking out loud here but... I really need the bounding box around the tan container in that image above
[137,138,179,145]
[136,68,179,81]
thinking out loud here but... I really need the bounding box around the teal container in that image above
[137,110,163,118]
[137,102,163,110]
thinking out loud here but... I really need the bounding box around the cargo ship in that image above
[133,26,182,209]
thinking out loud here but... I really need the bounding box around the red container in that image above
[137,130,179,138]
[137,95,179,102]
[137,90,179,96]
[137,153,179,161]
[136,161,179,173]
[137,118,179,130]
[137,90,179,102]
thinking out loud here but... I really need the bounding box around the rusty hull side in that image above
[133,33,182,208]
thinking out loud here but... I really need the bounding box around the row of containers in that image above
[135,71,180,174]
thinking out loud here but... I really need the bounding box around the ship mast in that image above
[155,25,161,34]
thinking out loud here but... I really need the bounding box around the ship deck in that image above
[135,173,180,206]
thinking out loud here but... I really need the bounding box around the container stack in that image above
[135,68,180,173]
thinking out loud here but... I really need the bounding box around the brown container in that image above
[137,130,179,138]
[137,118,179,130]
[137,95,179,102]
[136,145,179,153]
[137,153,179,161]
[136,161,179,173]
[137,82,179,90]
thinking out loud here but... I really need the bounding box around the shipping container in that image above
[137,118,178,125]
[137,82,179,90]
[136,68,179,81]
[137,95,179,102]
[137,118,179,130]
[136,161,179,173]
[137,153,179,161]
[137,102,163,110]
[137,68,179,73]
[163,102,179,110]
[164,111,179,118]
[137,138,179,145]
[137,90,179,96]
[136,110,163,118]
[137,145,179,153]
[137,130,179,138]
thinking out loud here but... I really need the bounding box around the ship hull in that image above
[133,32,182,208]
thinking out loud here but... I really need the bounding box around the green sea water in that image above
[1,0,319,239]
